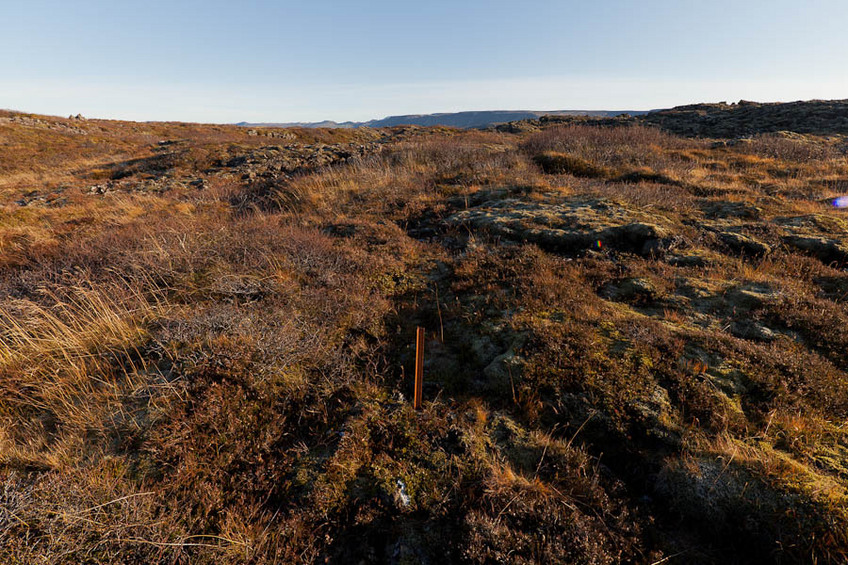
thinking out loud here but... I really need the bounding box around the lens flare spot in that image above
[832,196,848,208]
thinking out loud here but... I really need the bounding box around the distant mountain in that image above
[236,109,651,130]
[235,120,360,129]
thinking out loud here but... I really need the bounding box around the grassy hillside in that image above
[2,110,848,563]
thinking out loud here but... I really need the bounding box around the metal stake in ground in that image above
[414,327,424,410]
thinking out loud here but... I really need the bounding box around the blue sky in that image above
[3,0,848,122]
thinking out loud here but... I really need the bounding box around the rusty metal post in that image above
[414,327,424,410]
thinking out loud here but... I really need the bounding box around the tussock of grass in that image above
[0,281,166,470]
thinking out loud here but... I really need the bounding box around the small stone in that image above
[395,479,410,507]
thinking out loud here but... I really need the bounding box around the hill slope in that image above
[2,108,848,563]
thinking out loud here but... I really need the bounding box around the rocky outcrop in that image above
[495,99,848,138]
[642,99,848,137]
[445,197,673,256]
[782,235,848,266]
[729,320,777,342]
[223,142,381,177]
[0,114,89,135]
[601,277,658,303]
[717,231,772,257]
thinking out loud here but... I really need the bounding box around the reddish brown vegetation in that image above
[2,112,848,563]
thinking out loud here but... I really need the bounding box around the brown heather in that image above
[2,109,848,563]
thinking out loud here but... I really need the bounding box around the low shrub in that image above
[533,151,612,178]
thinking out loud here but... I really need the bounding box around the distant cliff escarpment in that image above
[237,109,649,130]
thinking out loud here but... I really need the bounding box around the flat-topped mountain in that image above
[238,109,649,129]
[495,99,848,138]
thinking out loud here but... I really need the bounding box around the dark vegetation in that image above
[2,108,848,563]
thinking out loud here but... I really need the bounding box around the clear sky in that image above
[3,0,848,123]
